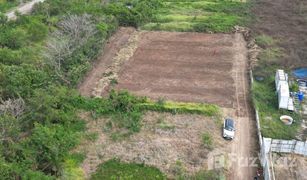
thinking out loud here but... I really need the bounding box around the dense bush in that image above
[91,159,166,180]
[104,0,162,27]
[0,0,223,179]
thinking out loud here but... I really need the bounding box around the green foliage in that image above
[142,0,250,32]
[290,82,299,92]
[252,79,300,139]
[74,91,219,140]
[25,86,81,126]
[0,0,19,12]
[0,0,226,179]
[24,18,48,42]
[0,157,15,180]
[104,0,163,27]
[258,47,284,66]
[0,115,20,160]
[24,123,79,175]
[253,32,301,139]
[0,12,8,25]
[108,90,144,112]
[61,158,85,180]
[91,159,166,180]
[192,169,224,180]
[0,28,28,49]
[255,35,277,48]
[0,64,48,98]
[201,132,213,150]
[21,170,54,180]
[139,100,220,116]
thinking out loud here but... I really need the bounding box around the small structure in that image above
[275,70,294,111]
[275,69,288,91]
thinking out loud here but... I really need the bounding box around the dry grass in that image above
[92,31,141,97]
[76,111,230,178]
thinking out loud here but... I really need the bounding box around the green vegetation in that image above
[252,77,301,139]
[139,99,220,116]
[0,0,23,12]
[252,34,301,139]
[0,0,163,179]
[171,160,224,180]
[255,35,277,48]
[73,91,219,140]
[142,0,251,32]
[0,0,248,179]
[156,115,175,130]
[91,159,166,180]
[201,132,213,150]
[258,47,284,66]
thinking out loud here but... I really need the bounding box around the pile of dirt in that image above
[93,31,141,97]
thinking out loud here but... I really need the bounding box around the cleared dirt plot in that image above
[78,111,229,179]
[114,31,238,108]
[273,154,307,180]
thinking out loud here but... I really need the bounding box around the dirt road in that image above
[5,0,45,20]
[229,33,258,180]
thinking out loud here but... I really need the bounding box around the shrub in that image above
[201,133,213,150]
[91,159,166,180]
[25,123,79,175]
[255,35,277,48]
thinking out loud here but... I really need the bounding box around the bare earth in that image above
[5,0,45,20]
[115,31,236,108]
[78,29,258,180]
[78,27,136,97]
[273,154,307,180]
[78,111,229,179]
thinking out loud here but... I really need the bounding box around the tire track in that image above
[230,33,257,180]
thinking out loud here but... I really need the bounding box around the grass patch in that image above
[0,0,19,12]
[74,91,220,139]
[142,0,251,32]
[258,47,284,65]
[252,33,301,139]
[139,99,220,116]
[156,115,175,131]
[252,77,301,139]
[201,132,213,150]
[255,35,278,48]
[91,159,166,180]
[171,160,225,180]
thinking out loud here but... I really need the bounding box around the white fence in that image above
[268,139,307,156]
[250,70,306,180]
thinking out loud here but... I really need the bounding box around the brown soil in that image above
[77,29,258,179]
[77,111,229,179]
[114,31,237,108]
[228,33,258,180]
[78,27,136,96]
[273,154,307,180]
[251,0,307,68]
